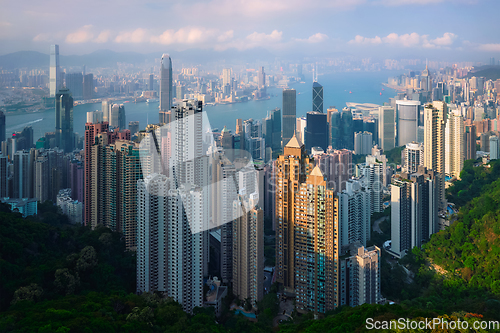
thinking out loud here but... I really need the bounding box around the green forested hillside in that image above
[425,161,500,294]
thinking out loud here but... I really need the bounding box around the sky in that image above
[1,0,499,60]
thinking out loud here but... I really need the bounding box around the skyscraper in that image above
[340,244,382,307]
[0,111,5,149]
[13,151,31,199]
[258,66,266,90]
[423,101,447,210]
[294,166,339,313]
[390,167,438,258]
[354,132,373,155]
[65,73,83,99]
[232,197,264,307]
[109,104,126,129]
[305,111,328,152]
[136,175,206,313]
[359,155,384,213]
[445,110,464,178]
[136,99,209,313]
[55,88,74,153]
[465,124,477,160]
[83,74,94,100]
[49,45,60,98]
[160,54,173,121]
[396,100,420,147]
[0,155,8,197]
[282,89,296,148]
[275,135,312,292]
[378,106,395,152]
[337,179,371,247]
[403,142,424,173]
[490,136,499,160]
[102,100,110,123]
[312,82,324,113]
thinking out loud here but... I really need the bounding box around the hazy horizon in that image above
[1,0,499,62]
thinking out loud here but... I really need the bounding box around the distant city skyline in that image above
[1,0,499,60]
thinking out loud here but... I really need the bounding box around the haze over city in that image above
[1,0,500,332]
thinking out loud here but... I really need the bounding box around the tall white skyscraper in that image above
[160,54,173,119]
[403,142,424,174]
[359,155,384,213]
[445,110,464,178]
[49,45,60,98]
[136,175,206,313]
[490,136,499,160]
[137,100,210,313]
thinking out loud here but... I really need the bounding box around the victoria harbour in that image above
[5,70,401,138]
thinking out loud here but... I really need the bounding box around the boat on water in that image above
[380,92,382,95]
[349,91,352,94]
[146,98,159,103]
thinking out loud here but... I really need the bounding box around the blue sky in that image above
[0,0,499,59]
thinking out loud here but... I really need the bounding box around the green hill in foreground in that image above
[2,158,500,332]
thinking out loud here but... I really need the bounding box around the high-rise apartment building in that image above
[465,124,477,160]
[282,89,296,148]
[354,132,373,155]
[0,155,8,197]
[490,136,499,160]
[340,244,382,307]
[55,88,74,153]
[13,151,32,199]
[314,148,352,192]
[0,111,5,149]
[358,155,384,213]
[312,82,324,113]
[275,135,312,292]
[84,122,130,225]
[378,106,395,151]
[423,101,447,210]
[232,197,264,307]
[137,99,209,313]
[160,54,173,121]
[390,167,438,258]
[402,142,424,173]
[337,179,371,247]
[294,166,339,313]
[136,175,206,313]
[102,100,110,123]
[445,110,464,178]
[49,45,60,97]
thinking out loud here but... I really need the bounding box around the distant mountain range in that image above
[466,65,500,81]
[0,48,277,69]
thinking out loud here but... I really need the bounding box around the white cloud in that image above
[115,28,149,43]
[430,32,457,46]
[214,30,284,51]
[66,25,94,44]
[33,33,51,42]
[349,32,458,49]
[349,35,383,44]
[0,21,12,27]
[150,27,216,45]
[94,30,111,43]
[478,44,500,52]
[217,30,234,43]
[295,33,329,43]
[246,30,282,43]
